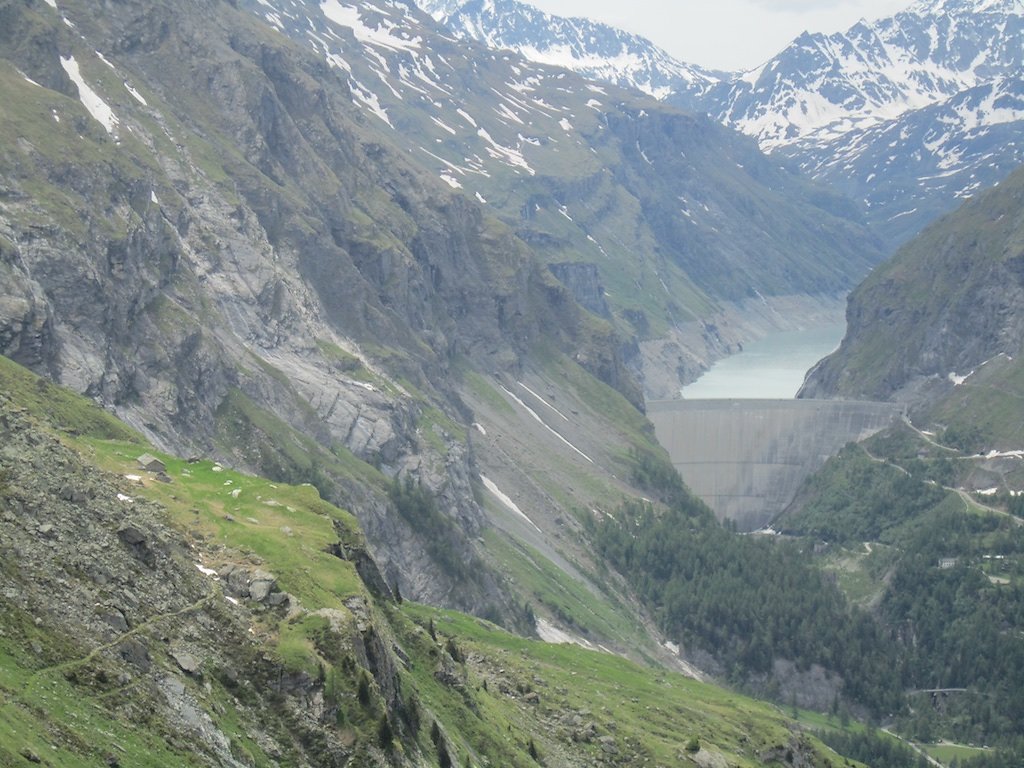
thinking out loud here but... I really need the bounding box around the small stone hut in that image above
[136,453,166,473]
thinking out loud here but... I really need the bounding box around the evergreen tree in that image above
[377,715,394,750]
[357,671,372,707]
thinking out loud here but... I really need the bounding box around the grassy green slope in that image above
[455,347,695,661]
[0,353,858,767]
[398,603,848,768]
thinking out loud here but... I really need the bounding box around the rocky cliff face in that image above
[800,164,1024,415]
[0,0,641,621]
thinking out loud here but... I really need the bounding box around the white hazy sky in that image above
[525,0,913,71]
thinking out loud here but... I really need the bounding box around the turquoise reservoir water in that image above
[680,323,846,400]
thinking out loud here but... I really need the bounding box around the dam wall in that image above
[647,399,902,531]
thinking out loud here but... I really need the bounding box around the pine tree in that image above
[377,715,394,750]
[357,671,372,707]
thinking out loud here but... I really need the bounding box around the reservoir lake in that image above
[680,323,846,399]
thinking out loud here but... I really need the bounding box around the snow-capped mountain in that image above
[414,0,723,99]
[420,0,1023,152]
[782,77,1024,244]
[910,0,1024,13]
[416,0,1024,247]
[693,0,1024,150]
[687,0,1024,243]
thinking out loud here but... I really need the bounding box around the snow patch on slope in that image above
[481,475,542,533]
[60,55,118,135]
[320,0,421,51]
[499,385,593,463]
[535,618,596,648]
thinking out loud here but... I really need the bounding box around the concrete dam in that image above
[647,399,903,531]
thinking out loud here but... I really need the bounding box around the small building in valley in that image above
[136,453,166,473]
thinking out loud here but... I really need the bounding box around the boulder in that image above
[171,648,201,675]
[248,571,276,602]
[59,483,90,503]
[118,637,151,671]
[102,608,130,634]
[117,524,156,568]
[219,564,278,602]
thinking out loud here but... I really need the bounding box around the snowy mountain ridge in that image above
[782,76,1024,243]
[413,0,1023,153]
[702,1,1024,150]
[414,0,723,99]
[415,0,1024,247]
[908,0,1024,13]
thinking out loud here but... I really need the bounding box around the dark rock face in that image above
[327,523,395,601]
[0,260,57,373]
[117,524,159,569]
[800,164,1024,407]
[0,0,643,621]
[548,263,610,319]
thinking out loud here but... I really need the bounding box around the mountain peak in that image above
[410,0,724,98]
[417,0,467,17]
[908,0,1024,14]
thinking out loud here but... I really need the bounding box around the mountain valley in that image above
[240,0,881,395]
[0,355,841,767]
[2,0,1024,765]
